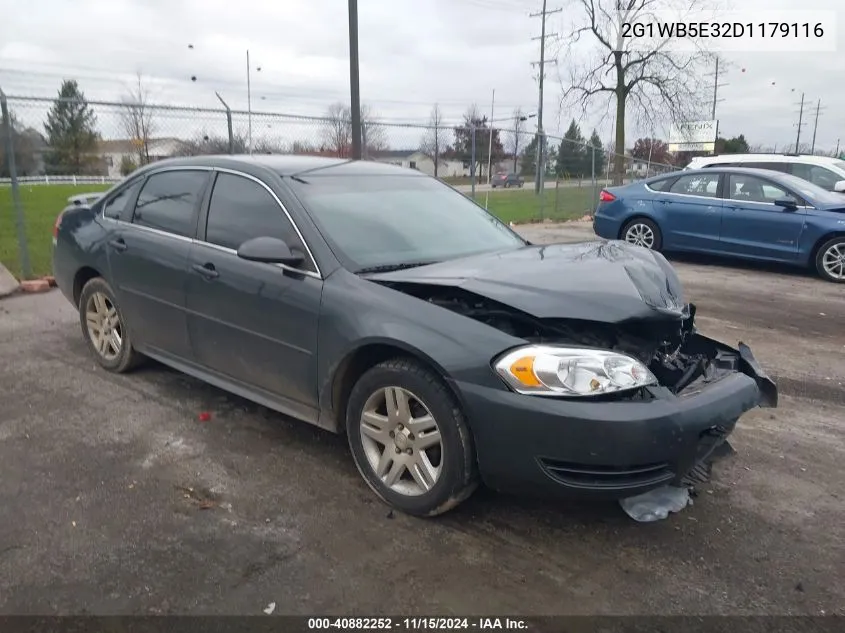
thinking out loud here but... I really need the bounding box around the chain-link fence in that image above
[1,93,678,278]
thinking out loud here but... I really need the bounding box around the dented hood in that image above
[367,241,688,324]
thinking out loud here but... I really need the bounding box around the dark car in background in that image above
[491,172,524,188]
[52,156,777,517]
[593,167,845,283]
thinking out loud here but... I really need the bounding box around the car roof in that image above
[688,153,842,166]
[129,154,426,178]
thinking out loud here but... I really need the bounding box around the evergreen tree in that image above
[44,80,99,175]
[519,134,551,177]
[555,120,586,177]
[582,129,605,177]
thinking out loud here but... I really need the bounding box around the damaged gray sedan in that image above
[52,156,778,517]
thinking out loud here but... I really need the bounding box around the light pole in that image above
[348,0,362,160]
[245,51,262,155]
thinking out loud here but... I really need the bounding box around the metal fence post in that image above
[215,92,234,154]
[470,125,476,198]
[591,144,597,213]
[0,88,32,279]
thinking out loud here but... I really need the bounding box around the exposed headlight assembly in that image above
[494,345,658,397]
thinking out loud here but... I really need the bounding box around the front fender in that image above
[315,270,521,431]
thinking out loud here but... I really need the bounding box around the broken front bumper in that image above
[457,340,778,500]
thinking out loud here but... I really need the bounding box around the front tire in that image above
[346,359,478,517]
[78,277,143,372]
[621,217,663,251]
[815,236,845,283]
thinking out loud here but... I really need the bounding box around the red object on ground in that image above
[20,280,51,293]
[198,412,211,422]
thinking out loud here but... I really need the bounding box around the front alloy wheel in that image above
[816,237,845,283]
[360,386,443,496]
[346,359,478,516]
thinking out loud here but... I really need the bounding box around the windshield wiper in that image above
[356,261,440,274]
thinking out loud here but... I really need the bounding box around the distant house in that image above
[97,137,183,179]
[370,150,467,178]
[627,156,674,177]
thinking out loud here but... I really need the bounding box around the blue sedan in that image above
[592,167,845,283]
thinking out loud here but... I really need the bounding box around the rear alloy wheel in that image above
[78,277,142,372]
[346,359,478,517]
[622,217,662,251]
[816,236,845,283]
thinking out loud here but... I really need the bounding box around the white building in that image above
[98,138,184,179]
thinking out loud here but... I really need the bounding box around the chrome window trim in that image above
[190,239,322,280]
[101,165,323,280]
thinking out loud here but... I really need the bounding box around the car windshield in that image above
[287,174,526,271]
[830,159,845,173]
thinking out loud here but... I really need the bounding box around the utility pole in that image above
[348,0,362,160]
[794,92,805,154]
[530,0,560,194]
[811,99,825,155]
[704,58,727,154]
[836,138,840,156]
[486,89,495,184]
[246,50,252,154]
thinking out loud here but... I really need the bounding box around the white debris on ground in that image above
[263,602,276,615]
[619,485,692,522]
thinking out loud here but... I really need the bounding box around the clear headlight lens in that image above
[493,345,658,397]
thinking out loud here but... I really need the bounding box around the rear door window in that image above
[745,162,789,173]
[131,170,209,238]
[668,173,721,197]
[103,179,143,220]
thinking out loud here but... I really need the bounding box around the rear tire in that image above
[346,358,478,517]
[78,277,143,373]
[621,217,663,251]
[815,236,845,283]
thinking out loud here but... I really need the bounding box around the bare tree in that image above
[505,108,527,173]
[559,0,716,184]
[419,104,450,177]
[320,102,387,158]
[119,73,157,166]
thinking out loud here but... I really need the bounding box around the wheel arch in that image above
[72,266,103,307]
[325,339,467,435]
[809,231,845,266]
[618,214,660,240]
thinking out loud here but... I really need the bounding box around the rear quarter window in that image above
[646,177,676,191]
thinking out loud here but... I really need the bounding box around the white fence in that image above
[0,175,121,187]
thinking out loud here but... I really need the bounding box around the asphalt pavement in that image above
[1,222,843,616]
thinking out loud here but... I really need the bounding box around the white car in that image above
[686,154,845,193]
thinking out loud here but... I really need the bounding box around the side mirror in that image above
[833,180,845,193]
[773,197,798,211]
[237,236,304,266]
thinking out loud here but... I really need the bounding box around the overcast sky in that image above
[0,0,842,152]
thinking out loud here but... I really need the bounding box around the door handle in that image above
[192,263,219,279]
[107,238,127,252]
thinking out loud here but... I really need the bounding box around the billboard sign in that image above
[668,120,718,152]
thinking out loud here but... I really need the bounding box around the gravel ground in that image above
[1,221,843,616]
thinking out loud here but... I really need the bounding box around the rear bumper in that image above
[592,211,619,239]
[457,340,777,499]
